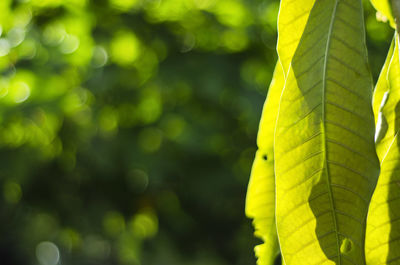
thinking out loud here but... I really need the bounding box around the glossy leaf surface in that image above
[274,0,379,264]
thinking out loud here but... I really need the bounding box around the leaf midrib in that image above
[321,0,341,262]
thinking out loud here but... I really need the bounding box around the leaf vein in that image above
[326,77,370,104]
[331,34,363,56]
[326,100,372,124]
[325,119,371,144]
[329,54,365,77]
[330,183,368,205]
[326,137,377,164]
[327,160,371,184]
[282,102,322,131]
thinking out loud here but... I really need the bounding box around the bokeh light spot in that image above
[31,0,62,8]
[193,0,215,10]
[83,236,111,259]
[161,115,185,140]
[117,233,141,265]
[13,6,32,28]
[43,23,66,46]
[3,181,22,204]
[138,127,162,152]
[103,211,126,237]
[181,33,196,53]
[62,88,91,115]
[99,107,118,133]
[157,191,181,215]
[8,27,25,47]
[0,79,9,98]
[110,31,141,66]
[130,210,158,239]
[29,213,59,240]
[109,0,141,11]
[92,46,108,68]
[10,81,30,103]
[60,34,80,54]
[18,38,37,59]
[259,1,279,28]
[58,228,82,252]
[0,38,10,56]
[221,29,248,52]
[240,59,271,91]
[214,0,250,28]
[36,241,60,265]
[126,169,149,193]
[366,16,391,43]
[376,11,388,23]
[137,88,162,124]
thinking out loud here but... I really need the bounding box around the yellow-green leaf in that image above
[370,0,396,28]
[246,61,283,265]
[366,32,400,265]
[372,37,394,125]
[277,0,316,75]
[274,0,379,264]
[372,37,395,143]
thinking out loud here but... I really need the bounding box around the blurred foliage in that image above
[0,0,392,264]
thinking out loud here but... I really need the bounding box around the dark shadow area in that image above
[274,253,282,265]
[0,243,26,265]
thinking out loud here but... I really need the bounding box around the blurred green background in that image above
[0,0,392,264]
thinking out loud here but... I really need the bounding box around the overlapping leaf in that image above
[274,0,379,264]
[246,61,283,265]
[246,0,319,262]
[366,33,400,265]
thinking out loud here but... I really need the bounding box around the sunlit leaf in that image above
[274,0,379,264]
[246,61,283,265]
[372,37,394,144]
[366,33,400,265]
[277,0,316,75]
[369,0,395,28]
[372,37,394,126]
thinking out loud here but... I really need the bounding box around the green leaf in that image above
[246,1,319,262]
[372,37,395,143]
[366,33,400,265]
[369,0,396,28]
[277,0,316,75]
[372,38,395,123]
[274,0,379,264]
[246,61,283,265]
